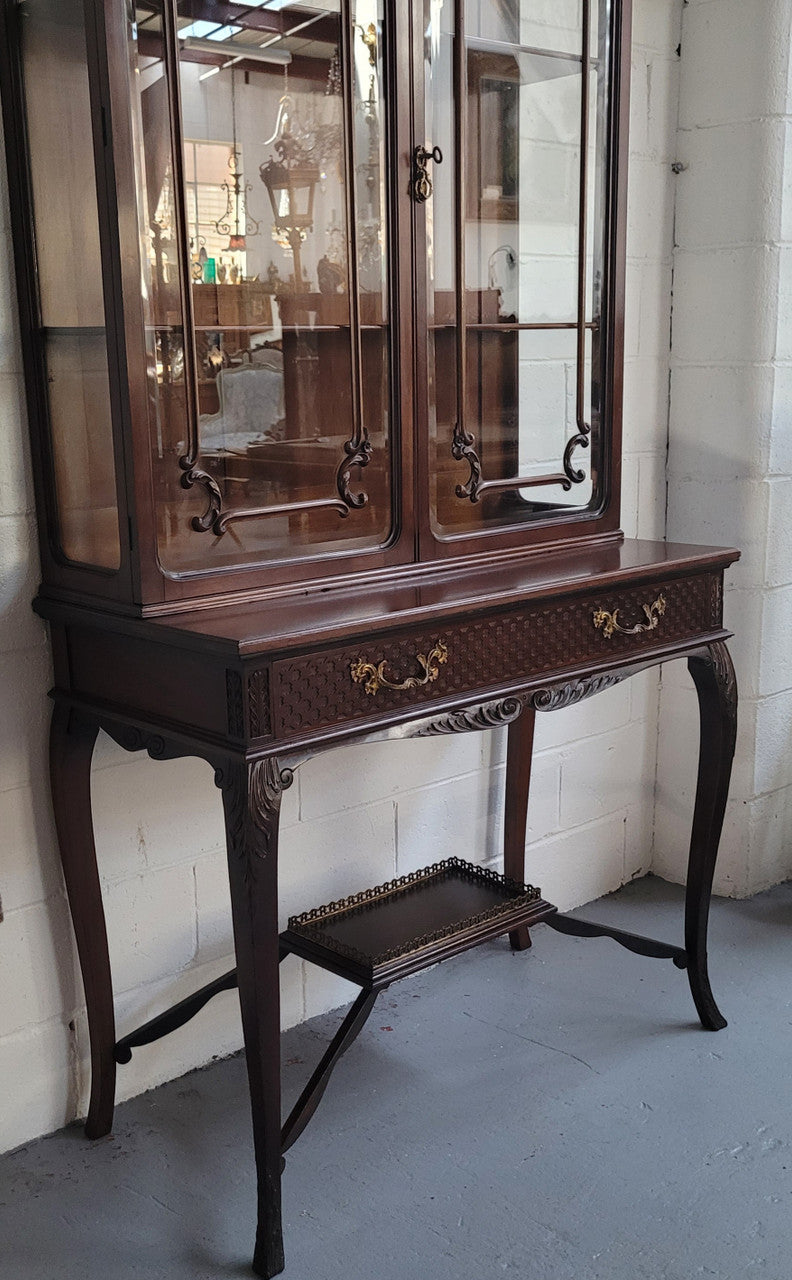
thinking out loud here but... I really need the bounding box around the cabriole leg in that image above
[218,756,287,1279]
[49,703,116,1139]
[685,642,738,1031]
[504,705,536,951]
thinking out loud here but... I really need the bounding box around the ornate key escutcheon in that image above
[593,594,667,640]
[412,145,443,203]
[351,640,449,696]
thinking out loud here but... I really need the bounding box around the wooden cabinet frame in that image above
[2,0,629,607]
[0,3,740,1277]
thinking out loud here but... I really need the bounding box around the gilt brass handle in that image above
[351,640,449,696]
[593,594,667,640]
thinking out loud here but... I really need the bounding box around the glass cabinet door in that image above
[129,0,395,575]
[422,0,613,541]
[18,0,122,571]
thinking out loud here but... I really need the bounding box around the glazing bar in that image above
[454,0,467,452]
[162,0,202,473]
[465,33,597,65]
[576,0,592,436]
[463,321,599,333]
[340,0,366,457]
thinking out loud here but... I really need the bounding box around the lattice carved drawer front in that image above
[271,572,723,737]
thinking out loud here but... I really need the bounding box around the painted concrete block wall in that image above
[0,0,682,1154]
[655,0,792,897]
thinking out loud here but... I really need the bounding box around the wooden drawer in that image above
[267,571,723,739]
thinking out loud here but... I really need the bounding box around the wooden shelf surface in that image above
[282,857,557,988]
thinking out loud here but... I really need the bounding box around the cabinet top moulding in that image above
[35,538,739,664]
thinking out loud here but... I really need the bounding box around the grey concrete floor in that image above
[2,875,792,1280]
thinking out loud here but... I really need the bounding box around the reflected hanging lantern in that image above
[260,142,320,237]
[260,134,319,293]
[216,148,262,253]
[214,71,261,254]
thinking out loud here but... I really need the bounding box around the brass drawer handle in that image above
[351,640,449,696]
[593,594,667,640]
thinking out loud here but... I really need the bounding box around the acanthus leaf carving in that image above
[532,673,623,713]
[216,757,294,887]
[413,697,525,737]
[692,641,738,755]
[226,670,245,739]
[249,757,291,839]
[248,668,272,740]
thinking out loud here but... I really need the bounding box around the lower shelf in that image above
[112,858,692,1156]
[281,856,557,989]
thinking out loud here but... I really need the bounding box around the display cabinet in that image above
[1,1,739,1276]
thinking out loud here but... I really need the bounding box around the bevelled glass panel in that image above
[131,0,393,575]
[20,0,121,569]
[425,0,608,539]
[467,0,597,59]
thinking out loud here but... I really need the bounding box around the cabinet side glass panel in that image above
[19,0,122,570]
[130,0,394,575]
[426,0,610,538]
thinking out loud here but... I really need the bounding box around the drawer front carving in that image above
[247,667,272,739]
[272,572,723,737]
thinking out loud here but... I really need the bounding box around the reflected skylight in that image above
[179,21,242,41]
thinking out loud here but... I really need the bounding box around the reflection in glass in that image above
[131,1,392,573]
[467,0,596,59]
[20,0,121,569]
[426,0,609,538]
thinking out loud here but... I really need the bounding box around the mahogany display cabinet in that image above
[0,0,738,1275]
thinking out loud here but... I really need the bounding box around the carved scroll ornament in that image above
[413,697,524,736]
[216,757,294,886]
[532,674,624,713]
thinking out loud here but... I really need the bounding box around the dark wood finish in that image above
[504,707,536,951]
[0,0,632,609]
[270,570,721,738]
[217,756,286,1279]
[0,2,744,1276]
[0,0,134,604]
[38,549,738,1278]
[49,704,116,1140]
[279,988,380,1156]
[281,858,556,989]
[685,641,738,1031]
[114,967,239,1064]
[545,913,688,965]
[417,0,628,564]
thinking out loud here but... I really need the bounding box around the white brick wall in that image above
[0,0,685,1153]
[622,2,683,545]
[655,0,792,897]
